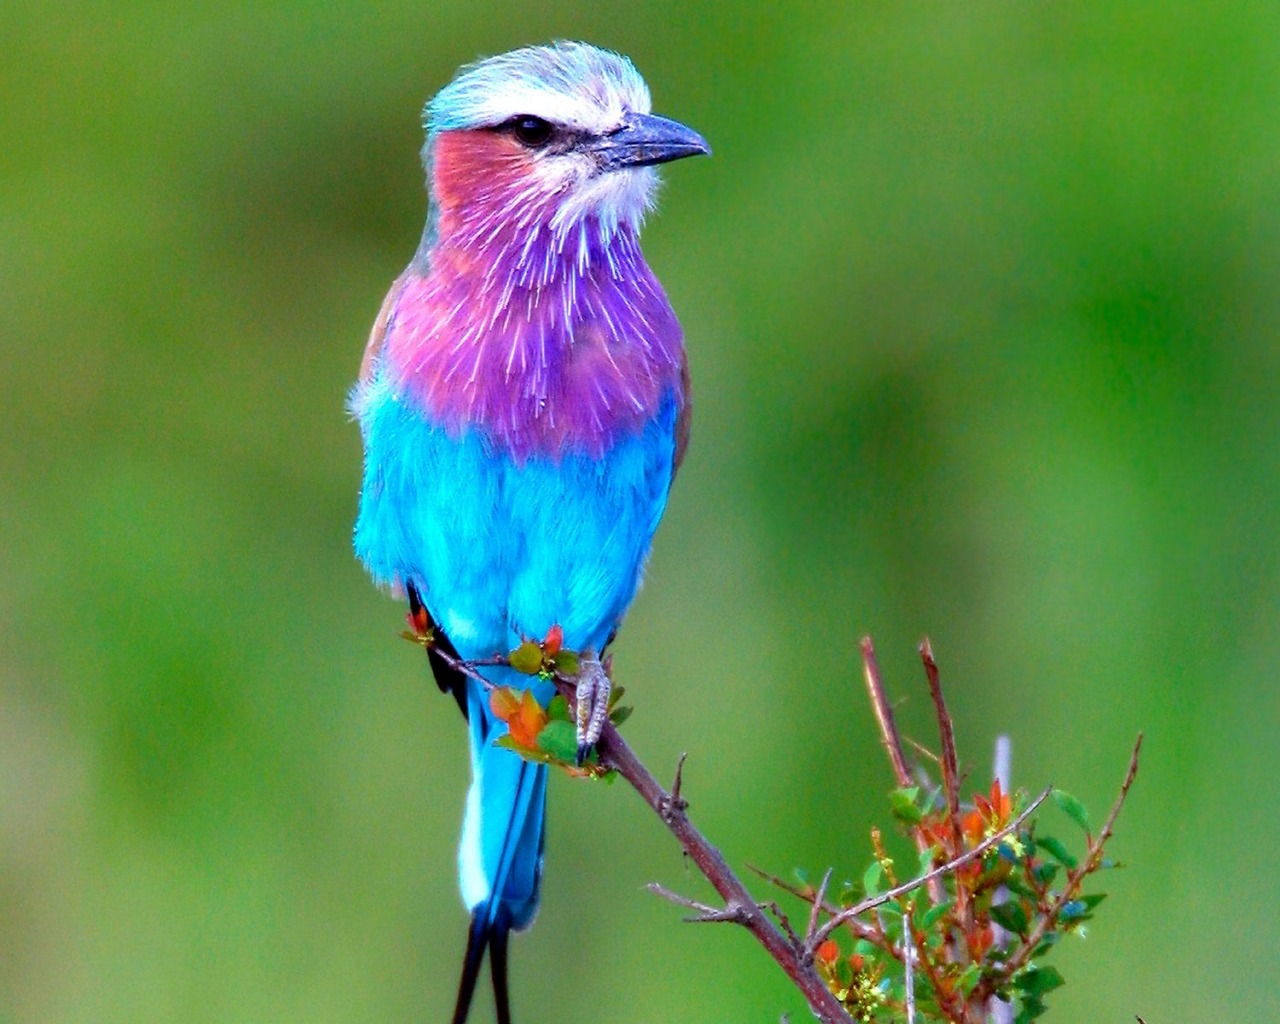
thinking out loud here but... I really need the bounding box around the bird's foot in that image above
[574,654,611,765]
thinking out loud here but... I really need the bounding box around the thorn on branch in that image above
[765,901,803,951]
[661,752,689,822]
[645,882,727,921]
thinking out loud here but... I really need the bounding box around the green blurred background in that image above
[3,2,1276,1021]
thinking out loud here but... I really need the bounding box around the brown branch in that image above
[999,733,1143,981]
[593,717,854,1023]
[862,637,913,786]
[421,639,853,1019]
[803,868,834,957]
[920,638,969,939]
[745,865,882,947]
[766,901,804,949]
[863,638,946,905]
[420,635,1130,1024]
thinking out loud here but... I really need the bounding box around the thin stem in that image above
[863,638,947,906]
[1000,734,1142,980]
[812,787,1051,948]
[921,638,969,938]
[862,637,913,786]
[903,908,916,1024]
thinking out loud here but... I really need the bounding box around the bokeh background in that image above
[4,3,1277,1021]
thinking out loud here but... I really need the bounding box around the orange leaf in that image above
[507,690,549,748]
[993,779,1011,820]
[543,624,564,657]
[968,923,994,959]
[816,940,839,966]
[489,687,522,723]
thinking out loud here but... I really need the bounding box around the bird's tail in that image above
[452,675,549,1024]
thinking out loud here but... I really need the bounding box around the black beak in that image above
[590,113,710,171]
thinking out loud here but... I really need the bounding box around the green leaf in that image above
[917,845,939,876]
[990,900,1029,935]
[547,695,570,721]
[918,900,953,930]
[494,735,551,763]
[890,786,923,824]
[1036,835,1077,869]
[1079,892,1107,910]
[1015,995,1048,1023]
[509,640,544,675]
[1006,875,1039,900]
[607,684,625,708]
[1032,931,1061,957]
[955,963,981,996]
[1015,966,1065,997]
[862,861,883,897]
[609,704,633,726]
[1032,861,1060,885]
[552,649,579,675]
[1052,790,1091,833]
[535,720,578,762]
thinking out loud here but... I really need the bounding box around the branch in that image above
[863,638,947,906]
[416,633,1135,1024]
[592,719,854,1022]
[586,721,855,1024]
[745,864,882,947]
[415,639,852,1020]
[920,638,969,932]
[862,637,913,787]
[999,733,1142,979]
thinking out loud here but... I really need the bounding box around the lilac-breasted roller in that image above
[350,42,707,1023]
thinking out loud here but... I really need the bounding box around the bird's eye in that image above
[510,116,554,148]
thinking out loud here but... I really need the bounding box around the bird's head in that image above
[421,42,708,248]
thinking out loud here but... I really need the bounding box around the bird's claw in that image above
[574,654,611,765]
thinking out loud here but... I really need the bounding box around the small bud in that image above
[543,624,564,657]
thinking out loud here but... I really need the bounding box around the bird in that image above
[350,42,708,1024]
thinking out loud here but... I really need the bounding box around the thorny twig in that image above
[863,638,947,906]
[920,639,970,935]
[414,631,1137,1024]
[1000,733,1144,979]
[421,637,852,1021]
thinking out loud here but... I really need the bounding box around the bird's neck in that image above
[384,207,685,460]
